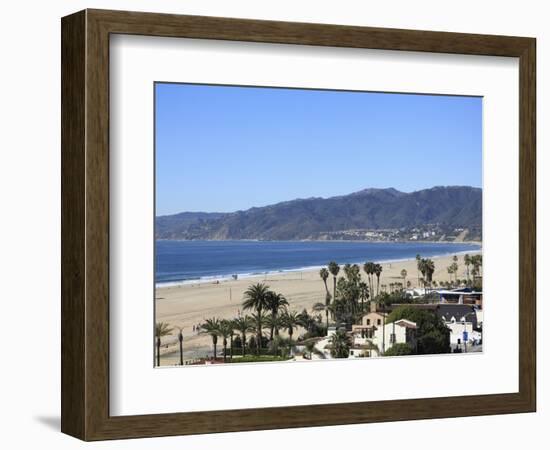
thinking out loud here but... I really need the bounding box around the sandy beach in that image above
[156,249,481,364]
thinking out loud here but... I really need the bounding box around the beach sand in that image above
[156,250,481,364]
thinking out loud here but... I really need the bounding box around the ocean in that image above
[155,240,481,287]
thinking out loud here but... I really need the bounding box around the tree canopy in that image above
[386,306,450,354]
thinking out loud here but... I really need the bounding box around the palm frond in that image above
[155,322,173,338]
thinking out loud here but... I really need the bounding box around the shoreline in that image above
[155,242,482,288]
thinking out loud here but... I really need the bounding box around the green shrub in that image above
[383,343,414,356]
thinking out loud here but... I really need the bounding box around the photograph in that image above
[154,83,483,366]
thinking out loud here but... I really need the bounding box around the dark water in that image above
[155,240,480,286]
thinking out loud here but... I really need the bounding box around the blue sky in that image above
[155,83,482,215]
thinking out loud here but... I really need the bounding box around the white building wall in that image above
[447,321,474,345]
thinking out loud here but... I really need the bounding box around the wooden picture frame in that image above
[61,9,536,441]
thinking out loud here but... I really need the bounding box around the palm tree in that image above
[424,258,435,290]
[242,283,271,354]
[343,263,360,282]
[298,309,316,334]
[155,322,173,367]
[177,327,184,366]
[319,268,330,295]
[329,329,351,358]
[218,320,233,363]
[374,263,383,296]
[401,269,407,289]
[313,291,333,333]
[452,255,459,283]
[232,315,254,356]
[377,293,388,354]
[328,262,340,303]
[265,291,288,341]
[363,262,375,298]
[470,254,483,288]
[416,254,421,287]
[281,310,301,352]
[447,266,454,284]
[200,318,221,360]
[359,281,369,313]
[249,310,268,353]
[464,254,471,284]
[471,254,483,278]
[417,258,434,291]
[451,261,459,284]
[264,314,286,342]
[230,323,236,359]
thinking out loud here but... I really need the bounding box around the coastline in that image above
[156,248,482,364]
[155,241,481,288]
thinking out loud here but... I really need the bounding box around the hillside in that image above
[155,186,482,241]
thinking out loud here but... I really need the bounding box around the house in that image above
[445,314,482,348]
[350,319,417,357]
[351,301,387,337]
[437,304,481,348]
[350,302,417,357]
[386,303,481,349]
[355,310,387,333]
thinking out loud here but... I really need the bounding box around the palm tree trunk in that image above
[289,329,293,356]
[223,339,227,363]
[382,305,386,355]
[257,307,262,355]
[156,337,161,367]
[179,338,183,366]
[333,277,337,303]
[213,341,217,360]
[326,310,329,333]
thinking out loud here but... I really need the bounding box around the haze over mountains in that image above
[155,186,482,241]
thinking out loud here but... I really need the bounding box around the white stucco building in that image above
[350,318,417,357]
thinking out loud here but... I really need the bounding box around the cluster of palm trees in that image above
[155,282,324,365]
[464,253,483,285]
[198,283,317,362]
[315,260,385,332]
[443,253,483,287]
[447,255,459,283]
[363,262,383,297]
[242,283,288,353]
[416,255,436,290]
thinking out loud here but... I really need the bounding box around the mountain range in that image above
[155,186,482,241]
